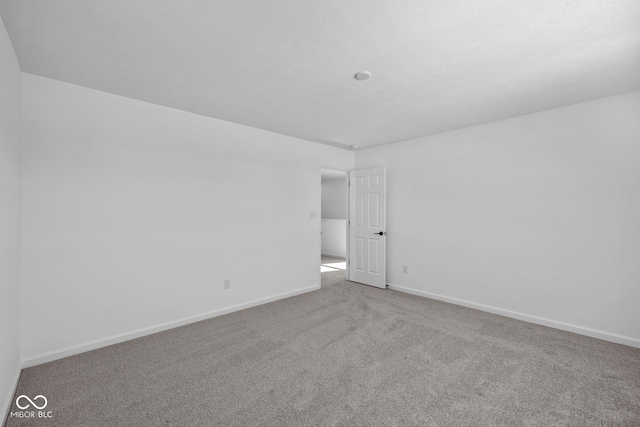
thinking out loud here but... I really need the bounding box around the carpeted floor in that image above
[6,270,640,426]
[321,256,346,275]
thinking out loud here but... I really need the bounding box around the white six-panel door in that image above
[349,167,386,288]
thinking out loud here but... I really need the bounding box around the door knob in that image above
[374,231,386,235]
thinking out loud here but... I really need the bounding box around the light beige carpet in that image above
[6,273,640,426]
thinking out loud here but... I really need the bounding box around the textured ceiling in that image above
[1,0,639,149]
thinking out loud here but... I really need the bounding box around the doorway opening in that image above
[320,168,348,286]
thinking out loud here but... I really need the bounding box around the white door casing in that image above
[349,167,386,288]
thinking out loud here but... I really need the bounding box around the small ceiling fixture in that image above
[351,145,359,149]
[354,71,371,81]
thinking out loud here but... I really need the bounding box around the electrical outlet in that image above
[224,278,231,289]
[403,265,408,273]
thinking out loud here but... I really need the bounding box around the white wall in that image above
[20,73,353,362]
[321,178,347,219]
[321,220,346,258]
[356,91,640,346]
[321,177,347,257]
[0,16,21,422]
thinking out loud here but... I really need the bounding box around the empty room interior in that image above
[1,1,639,425]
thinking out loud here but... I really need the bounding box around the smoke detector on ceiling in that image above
[354,71,371,81]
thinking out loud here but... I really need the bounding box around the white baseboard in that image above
[22,285,320,368]
[387,284,640,349]
[1,361,22,426]
[321,252,346,259]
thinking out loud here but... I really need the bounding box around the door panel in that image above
[349,167,386,288]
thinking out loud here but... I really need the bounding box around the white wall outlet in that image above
[224,278,231,289]
[309,210,318,219]
[403,265,408,273]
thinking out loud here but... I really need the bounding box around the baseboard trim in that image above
[22,285,320,368]
[321,252,346,259]
[387,284,640,349]
[1,361,22,426]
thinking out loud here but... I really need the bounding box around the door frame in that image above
[318,163,351,287]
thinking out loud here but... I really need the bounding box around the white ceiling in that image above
[1,1,639,150]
